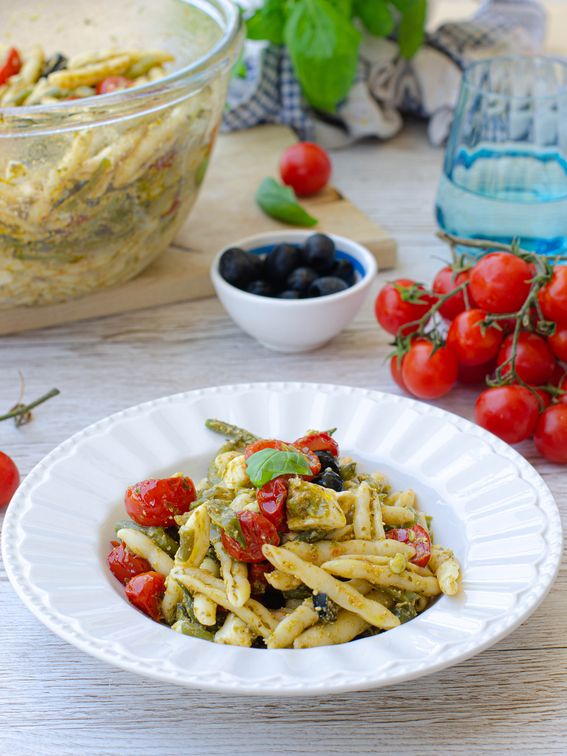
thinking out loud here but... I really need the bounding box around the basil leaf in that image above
[246,0,287,45]
[392,0,426,58]
[327,0,353,17]
[246,449,312,488]
[256,177,318,227]
[354,0,395,36]
[284,0,361,113]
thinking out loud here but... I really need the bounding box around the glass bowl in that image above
[0,0,242,307]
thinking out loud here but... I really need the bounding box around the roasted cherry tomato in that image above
[401,339,458,400]
[548,325,567,362]
[446,309,503,367]
[221,510,280,563]
[125,476,196,527]
[375,279,435,336]
[248,561,274,595]
[257,476,288,531]
[469,252,532,314]
[244,439,287,459]
[107,540,152,585]
[0,451,20,508]
[279,142,332,197]
[538,266,567,326]
[534,405,567,463]
[387,524,431,567]
[0,47,21,85]
[496,332,557,385]
[432,266,473,321]
[95,75,132,95]
[293,431,339,457]
[475,386,540,444]
[124,571,166,621]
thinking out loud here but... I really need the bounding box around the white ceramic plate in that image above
[2,383,562,696]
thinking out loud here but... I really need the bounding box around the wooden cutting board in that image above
[0,124,396,336]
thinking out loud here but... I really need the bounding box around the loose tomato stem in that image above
[0,388,60,423]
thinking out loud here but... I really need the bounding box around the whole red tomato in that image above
[538,266,567,326]
[125,476,196,527]
[279,142,332,197]
[108,541,151,585]
[534,405,567,463]
[124,571,166,621]
[375,279,435,336]
[401,340,458,399]
[221,510,280,563]
[548,325,567,362]
[469,252,532,313]
[497,332,556,385]
[390,354,407,391]
[0,451,20,508]
[557,374,567,405]
[475,386,539,444]
[432,266,474,320]
[447,309,503,366]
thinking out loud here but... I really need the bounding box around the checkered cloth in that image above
[223,1,547,147]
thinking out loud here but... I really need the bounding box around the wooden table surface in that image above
[2,6,567,755]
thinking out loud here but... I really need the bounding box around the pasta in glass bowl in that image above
[0,0,242,307]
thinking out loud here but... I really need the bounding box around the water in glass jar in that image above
[436,146,567,256]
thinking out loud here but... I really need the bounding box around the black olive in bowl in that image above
[219,247,263,290]
[286,267,318,294]
[309,277,349,297]
[247,280,275,297]
[304,233,336,274]
[276,290,302,299]
[332,258,356,286]
[265,243,303,283]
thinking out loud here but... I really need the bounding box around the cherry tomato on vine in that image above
[124,475,196,527]
[293,431,338,457]
[548,325,567,362]
[469,252,532,314]
[375,279,435,336]
[124,571,166,621]
[557,375,567,405]
[0,451,20,508]
[96,76,132,95]
[432,266,473,321]
[496,332,556,385]
[475,386,540,444]
[446,309,503,367]
[257,476,288,531]
[279,142,332,197]
[457,360,495,385]
[0,47,21,85]
[390,354,408,391]
[248,561,274,595]
[386,524,431,567]
[534,405,567,463]
[221,510,280,563]
[401,339,458,399]
[538,266,567,326]
[107,541,151,585]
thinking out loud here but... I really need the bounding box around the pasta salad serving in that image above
[107,420,461,649]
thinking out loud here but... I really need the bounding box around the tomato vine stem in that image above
[0,388,60,424]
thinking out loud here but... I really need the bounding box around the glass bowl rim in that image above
[462,55,567,101]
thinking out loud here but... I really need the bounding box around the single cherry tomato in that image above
[457,359,495,385]
[0,47,21,85]
[248,561,274,595]
[257,476,288,531]
[557,374,567,405]
[432,266,474,321]
[95,76,132,95]
[530,387,552,411]
[386,524,431,567]
[469,252,532,314]
[0,451,20,508]
[538,266,567,326]
[401,340,458,400]
[125,476,196,527]
[534,405,567,463]
[279,142,332,197]
[475,386,539,444]
[446,309,503,367]
[107,540,152,585]
[390,353,407,391]
[244,439,287,459]
[497,332,557,385]
[221,510,280,563]
[293,431,338,457]
[124,571,166,621]
[548,325,567,362]
[374,279,435,336]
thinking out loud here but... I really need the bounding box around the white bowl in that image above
[210,230,377,352]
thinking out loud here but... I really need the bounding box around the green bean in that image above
[205,419,259,445]
[114,519,179,557]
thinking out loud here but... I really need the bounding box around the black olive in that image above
[304,233,336,273]
[286,266,318,294]
[276,290,301,299]
[262,588,285,609]
[332,258,356,286]
[41,53,68,78]
[265,243,303,283]
[219,247,261,289]
[312,469,343,491]
[315,450,340,474]
[308,276,349,298]
[312,593,339,623]
[247,280,275,297]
